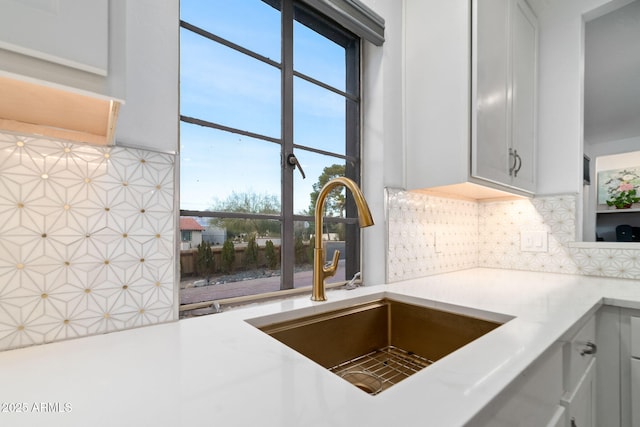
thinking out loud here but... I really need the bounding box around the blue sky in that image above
[180,0,348,214]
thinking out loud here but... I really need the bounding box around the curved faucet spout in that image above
[312,177,373,301]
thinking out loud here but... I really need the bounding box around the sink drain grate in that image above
[328,345,434,394]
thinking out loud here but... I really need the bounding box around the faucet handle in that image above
[323,250,340,278]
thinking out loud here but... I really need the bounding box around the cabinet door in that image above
[0,0,108,75]
[632,358,640,427]
[510,0,537,192]
[632,317,640,427]
[471,0,512,186]
[547,405,566,427]
[565,358,596,427]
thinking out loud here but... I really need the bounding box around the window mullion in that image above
[281,0,295,290]
[344,38,361,281]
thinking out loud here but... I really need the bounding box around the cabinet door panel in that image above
[631,317,640,358]
[567,316,596,393]
[472,0,511,185]
[564,358,596,427]
[632,358,640,427]
[510,0,537,192]
[0,0,108,75]
[547,405,566,427]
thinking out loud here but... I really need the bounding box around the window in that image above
[179,0,362,308]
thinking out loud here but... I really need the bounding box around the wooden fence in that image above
[180,244,282,276]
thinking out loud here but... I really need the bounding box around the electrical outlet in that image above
[520,231,548,252]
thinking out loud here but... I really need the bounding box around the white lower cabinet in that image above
[548,405,567,427]
[561,315,597,427]
[561,358,596,427]
[474,308,640,427]
[593,307,640,427]
[632,358,640,427]
[469,343,564,426]
[631,317,640,427]
[469,315,600,426]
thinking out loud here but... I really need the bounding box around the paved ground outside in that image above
[180,260,346,305]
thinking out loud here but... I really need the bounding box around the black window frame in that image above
[179,0,362,295]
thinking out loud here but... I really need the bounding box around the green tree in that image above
[307,164,347,241]
[243,234,259,269]
[308,164,346,219]
[221,239,236,273]
[195,242,215,283]
[264,240,278,270]
[209,191,281,238]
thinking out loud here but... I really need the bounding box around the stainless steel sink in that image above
[252,297,506,394]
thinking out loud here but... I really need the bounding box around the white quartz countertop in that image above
[1,268,640,427]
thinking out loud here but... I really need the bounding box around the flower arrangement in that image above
[606,177,640,209]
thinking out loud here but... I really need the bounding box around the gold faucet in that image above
[312,177,374,301]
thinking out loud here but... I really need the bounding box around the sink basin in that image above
[250,296,508,394]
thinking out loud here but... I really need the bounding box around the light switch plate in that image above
[520,231,548,252]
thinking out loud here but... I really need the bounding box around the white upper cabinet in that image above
[510,0,537,192]
[405,0,538,198]
[472,0,537,193]
[472,0,511,188]
[0,1,179,152]
[0,0,108,76]
[0,0,119,145]
[0,0,115,97]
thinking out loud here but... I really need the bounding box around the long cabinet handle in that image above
[509,148,517,176]
[513,151,522,177]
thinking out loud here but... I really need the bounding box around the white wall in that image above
[596,149,640,172]
[588,136,640,160]
[535,0,632,195]
[113,0,179,153]
[403,0,471,189]
[360,0,405,285]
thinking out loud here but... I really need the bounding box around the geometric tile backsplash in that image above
[0,131,176,351]
[387,188,640,283]
[1,129,636,351]
[478,195,578,274]
[386,188,479,282]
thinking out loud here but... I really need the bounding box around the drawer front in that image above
[631,316,640,358]
[566,315,596,393]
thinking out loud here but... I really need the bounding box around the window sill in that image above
[179,279,362,316]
